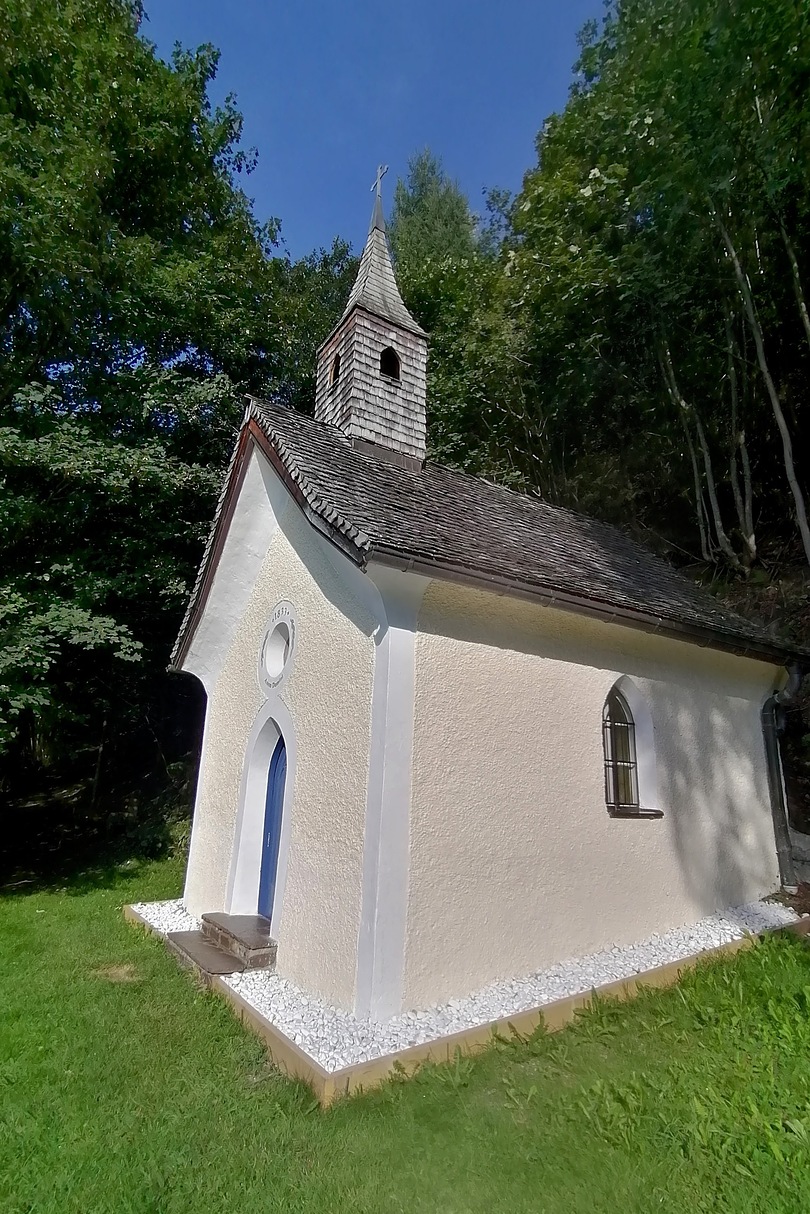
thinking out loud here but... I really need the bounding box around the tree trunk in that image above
[694,411,741,568]
[715,214,810,565]
[739,324,756,546]
[682,412,713,563]
[780,222,810,356]
[725,313,756,566]
[659,347,712,560]
[91,716,107,811]
[661,344,739,567]
[740,431,755,546]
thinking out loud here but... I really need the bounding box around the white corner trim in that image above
[614,675,659,811]
[354,565,430,1020]
[225,697,297,929]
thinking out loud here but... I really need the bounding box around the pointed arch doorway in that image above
[258,735,287,922]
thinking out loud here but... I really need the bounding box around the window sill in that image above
[607,806,664,820]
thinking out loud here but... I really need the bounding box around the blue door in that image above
[258,736,286,921]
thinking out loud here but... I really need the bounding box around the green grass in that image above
[3,858,810,1213]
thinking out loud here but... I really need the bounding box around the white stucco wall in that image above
[182,447,379,1011]
[182,454,785,1017]
[403,580,782,1010]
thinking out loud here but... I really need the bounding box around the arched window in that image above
[603,688,639,813]
[329,353,341,387]
[380,346,401,380]
[602,678,662,818]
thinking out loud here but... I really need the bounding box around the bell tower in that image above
[314,167,428,469]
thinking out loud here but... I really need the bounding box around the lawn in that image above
[3,857,810,1213]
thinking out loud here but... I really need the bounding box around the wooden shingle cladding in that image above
[171,397,800,671]
[331,214,426,338]
[314,307,427,462]
[313,191,428,463]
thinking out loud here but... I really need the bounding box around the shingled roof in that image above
[331,193,426,339]
[172,396,797,668]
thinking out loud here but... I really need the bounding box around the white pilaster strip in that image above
[354,567,428,1020]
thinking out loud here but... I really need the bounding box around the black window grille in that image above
[329,353,341,387]
[602,689,640,813]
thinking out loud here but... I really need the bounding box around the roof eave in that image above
[171,401,802,676]
[368,547,800,667]
[169,413,368,673]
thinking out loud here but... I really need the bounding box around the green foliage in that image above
[0,386,215,753]
[389,7,810,579]
[389,149,478,273]
[0,0,276,402]
[269,239,359,413]
[404,252,530,480]
[0,0,353,840]
[508,0,810,566]
[0,589,140,747]
[4,0,810,840]
[0,1,257,793]
[390,151,530,482]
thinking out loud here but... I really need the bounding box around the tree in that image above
[0,0,351,856]
[389,150,478,272]
[269,240,358,414]
[388,150,531,481]
[507,0,810,567]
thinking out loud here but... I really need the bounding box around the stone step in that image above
[166,930,245,986]
[200,913,278,970]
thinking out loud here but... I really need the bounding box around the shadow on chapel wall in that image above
[656,679,779,929]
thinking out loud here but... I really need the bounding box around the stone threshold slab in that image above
[166,929,246,976]
[124,904,810,1107]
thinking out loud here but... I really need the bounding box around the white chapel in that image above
[171,184,798,1021]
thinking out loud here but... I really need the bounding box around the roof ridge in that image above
[430,461,692,566]
[248,403,783,632]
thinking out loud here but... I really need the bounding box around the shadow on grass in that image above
[0,795,188,898]
[1,851,160,899]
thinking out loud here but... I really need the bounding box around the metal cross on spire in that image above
[371,163,388,199]
[369,164,388,233]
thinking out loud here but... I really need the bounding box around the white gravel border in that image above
[129,897,199,936]
[130,897,800,1074]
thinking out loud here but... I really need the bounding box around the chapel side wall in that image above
[403,581,782,1011]
[183,499,377,1013]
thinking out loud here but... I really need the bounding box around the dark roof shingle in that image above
[171,397,797,666]
[243,399,792,661]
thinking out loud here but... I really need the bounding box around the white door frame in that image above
[226,696,297,928]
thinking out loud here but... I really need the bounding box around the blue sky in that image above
[142,1,602,259]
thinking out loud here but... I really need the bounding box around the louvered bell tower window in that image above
[603,689,639,814]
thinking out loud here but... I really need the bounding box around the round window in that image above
[259,602,296,692]
[264,620,291,680]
